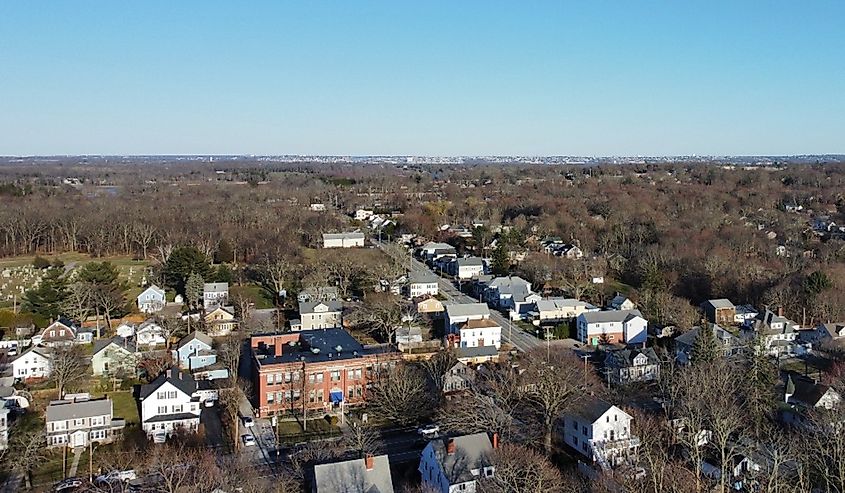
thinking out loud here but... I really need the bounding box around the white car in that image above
[204,399,216,408]
[242,416,255,428]
[242,434,256,447]
[96,469,137,484]
[152,432,167,444]
[417,424,440,437]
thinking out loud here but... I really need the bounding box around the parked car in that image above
[417,424,440,437]
[242,416,255,428]
[242,434,256,446]
[152,431,167,444]
[204,399,216,408]
[96,469,137,484]
[54,477,84,491]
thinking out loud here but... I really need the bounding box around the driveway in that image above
[202,406,225,451]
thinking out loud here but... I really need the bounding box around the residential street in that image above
[376,240,542,352]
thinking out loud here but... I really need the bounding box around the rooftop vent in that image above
[310,348,320,354]
[335,345,343,353]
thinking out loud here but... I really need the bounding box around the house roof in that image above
[313,455,394,493]
[456,257,483,267]
[323,232,365,241]
[140,368,200,399]
[445,303,490,319]
[203,282,229,293]
[408,271,439,284]
[488,276,531,291]
[536,298,597,312]
[46,398,112,422]
[705,299,735,310]
[604,347,659,368]
[299,301,343,314]
[92,336,137,356]
[609,295,632,307]
[177,331,213,350]
[460,319,500,330]
[735,304,758,315]
[579,309,644,324]
[457,346,498,359]
[144,412,200,423]
[675,324,737,347]
[428,433,493,484]
[138,285,165,298]
[790,377,838,408]
[13,344,51,363]
[571,397,630,424]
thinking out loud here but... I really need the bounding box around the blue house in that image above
[172,331,216,370]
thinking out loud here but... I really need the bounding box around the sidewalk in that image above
[68,447,83,476]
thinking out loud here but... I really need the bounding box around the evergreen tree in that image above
[213,239,234,264]
[185,272,205,310]
[215,264,234,284]
[689,324,720,365]
[491,243,509,276]
[23,267,68,320]
[744,334,778,437]
[162,246,213,295]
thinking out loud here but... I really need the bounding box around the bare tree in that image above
[61,282,93,325]
[350,292,406,344]
[2,428,47,489]
[367,363,435,426]
[51,345,87,397]
[478,443,565,493]
[343,418,382,459]
[520,349,600,455]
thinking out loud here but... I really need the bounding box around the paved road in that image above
[376,240,542,353]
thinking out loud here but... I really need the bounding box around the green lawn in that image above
[230,284,275,309]
[106,390,140,426]
[275,417,341,444]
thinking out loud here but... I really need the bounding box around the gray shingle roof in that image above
[579,309,644,324]
[705,299,735,309]
[445,303,490,318]
[457,257,483,267]
[177,331,213,350]
[457,346,498,359]
[203,282,229,293]
[313,455,394,493]
[429,433,493,484]
[139,368,199,399]
[299,300,343,314]
[92,336,138,356]
[408,271,439,284]
[604,347,659,368]
[46,398,112,423]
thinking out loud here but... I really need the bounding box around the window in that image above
[267,393,274,404]
[330,371,341,381]
[158,406,167,414]
[172,405,183,413]
[284,372,292,383]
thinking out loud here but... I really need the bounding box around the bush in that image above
[326,415,339,426]
[32,256,51,270]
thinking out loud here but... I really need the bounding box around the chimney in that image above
[365,454,374,471]
[492,432,499,449]
[447,439,456,455]
[167,368,172,378]
[178,371,183,380]
[274,340,284,357]
[778,306,784,317]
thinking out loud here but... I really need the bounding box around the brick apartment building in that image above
[250,328,400,418]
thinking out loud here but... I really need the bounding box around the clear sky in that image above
[1,1,843,156]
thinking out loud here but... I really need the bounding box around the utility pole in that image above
[581,354,590,384]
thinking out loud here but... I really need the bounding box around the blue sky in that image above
[1,1,843,156]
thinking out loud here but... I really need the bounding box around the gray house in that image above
[674,324,742,365]
[604,347,660,385]
[45,396,125,448]
[91,337,139,377]
[173,331,216,370]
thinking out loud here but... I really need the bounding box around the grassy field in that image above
[275,417,341,444]
[230,284,275,309]
[0,253,152,309]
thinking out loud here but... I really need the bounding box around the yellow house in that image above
[204,307,237,336]
[417,297,445,315]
